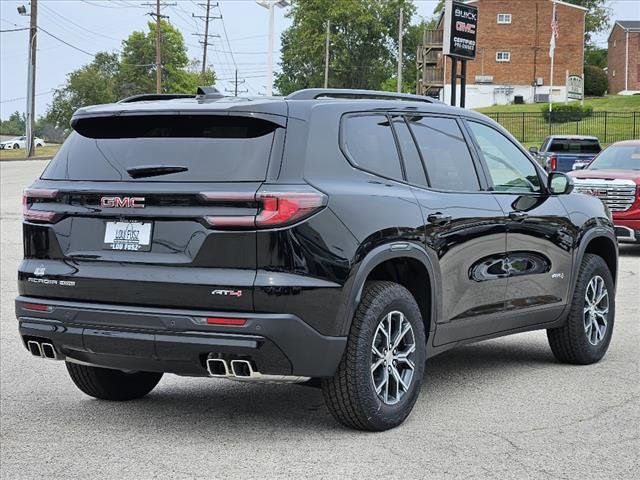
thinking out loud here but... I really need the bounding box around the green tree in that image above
[380,20,429,93]
[584,45,607,68]
[0,111,26,135]
[275,0,415,95]
[563,0,611,44]
[584,64,608,96]
[46,52,119,128]
[116,20,214,97]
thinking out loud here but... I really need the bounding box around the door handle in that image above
[427,213,452,226]
[509,211,528,221]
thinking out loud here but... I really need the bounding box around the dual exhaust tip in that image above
[206,358,310,383]
[27,340,57,360]
[207,358,255,378]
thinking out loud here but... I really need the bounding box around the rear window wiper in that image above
[126,165,188,179]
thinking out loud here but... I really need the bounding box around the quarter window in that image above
[496,51,511,62]
[342,114,403,181]
[497,13,512,24]
[467,121,542,193]
[407,116,480,191]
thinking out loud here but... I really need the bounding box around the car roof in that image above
[609,139,640,147]
[546,135,599,140]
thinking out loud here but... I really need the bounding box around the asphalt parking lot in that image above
[1,160,638,479]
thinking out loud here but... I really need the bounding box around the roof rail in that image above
[196,86,224,99]
[118,93,194,103]
[285,88,434,103]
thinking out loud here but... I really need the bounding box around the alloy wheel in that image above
[584,275,609,346]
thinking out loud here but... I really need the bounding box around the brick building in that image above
[422,0,587,108]
[608,21,640,95]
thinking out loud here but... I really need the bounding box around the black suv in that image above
[17,88,618,431]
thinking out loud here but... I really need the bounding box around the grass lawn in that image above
[475,95,640,113]
[0,144,60,161]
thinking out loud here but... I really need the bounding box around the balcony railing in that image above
[422,67,444,85]
[423,29,443,47]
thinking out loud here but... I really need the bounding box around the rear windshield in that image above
[548,139,601,154]
[42,115,279,182]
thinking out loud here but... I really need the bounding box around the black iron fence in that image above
[483,111,640,145]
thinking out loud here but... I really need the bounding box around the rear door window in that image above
[342,114,404,181]
[42,115,279,182]
[407,115,480,191]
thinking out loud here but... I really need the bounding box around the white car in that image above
[0,136,45,149]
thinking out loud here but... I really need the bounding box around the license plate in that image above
[103,221,152,251]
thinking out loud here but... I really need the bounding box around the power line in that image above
[0,27,29,33]
[1,90,55,104]
[37,26,96,56]
[39,3,122,42]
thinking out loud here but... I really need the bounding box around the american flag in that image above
[549,8,559,58]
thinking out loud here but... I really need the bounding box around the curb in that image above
[0,156,53,163]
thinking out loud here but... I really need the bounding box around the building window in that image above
[497,13,512,24]
[496,51,511,62]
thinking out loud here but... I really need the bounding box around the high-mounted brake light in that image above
[549,155,558,171]
[22,188,59,222]
[202,186,326,229]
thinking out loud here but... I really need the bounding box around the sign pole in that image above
[450,57,457,106]
[548,1,557,116]
[460,60,467,108]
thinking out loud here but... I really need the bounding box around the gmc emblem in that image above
[100,196,145,208]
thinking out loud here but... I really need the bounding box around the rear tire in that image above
[322,281,426,431]
[66,362,163,401]
[547,254,615,365]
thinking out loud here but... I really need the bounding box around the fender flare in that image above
[336,241,441,336]
[569,226,618,299]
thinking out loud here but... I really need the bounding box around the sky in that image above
[0,0,637,120]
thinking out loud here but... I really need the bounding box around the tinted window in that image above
[343,114,403,181]
[391,116,427,186]
[548,139,601,154]
[407,116,480,191]
[468,121,542,193]
[42,115,278,182]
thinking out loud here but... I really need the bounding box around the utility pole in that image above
[143,1,176,93]
[192,1,221,78]
[24,0,37,158]
[324,20,330,88]
[225,70,248,96]
[397,8,403,93]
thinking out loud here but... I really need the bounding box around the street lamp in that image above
[256,0,289,96]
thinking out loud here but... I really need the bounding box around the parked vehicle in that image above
[530,135,601,172]
[16,88,618,431]
[0,136,45,150]
[570,140,640,243]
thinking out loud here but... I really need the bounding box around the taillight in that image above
[549,155,557,171]
[23,188,58,222]
[205,317,246,326]
[22,302,53,312]
[202,186,327,229]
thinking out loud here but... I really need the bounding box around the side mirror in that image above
[548,172,574,195]
[528,146,539,155]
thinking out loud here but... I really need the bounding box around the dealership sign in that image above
[567,75,584,100]
[442,0,478,60]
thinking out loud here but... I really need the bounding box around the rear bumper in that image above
[15,296,346,378]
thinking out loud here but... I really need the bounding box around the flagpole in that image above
[549,1,557,115]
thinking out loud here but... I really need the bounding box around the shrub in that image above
[584,65,608,96]
[542,103,594,123]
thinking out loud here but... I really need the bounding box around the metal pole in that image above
[397,8,403,93]
[450,57,457,107]
[201,0,211,77]
[548,1,556,116]
[460,59,466,108]
[156,0,162,93]
[235,69,238,96]
[266,4,274,96]
[26,0,37,158]
[324,20,330,88]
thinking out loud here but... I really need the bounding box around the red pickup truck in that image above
[569,140,640,243]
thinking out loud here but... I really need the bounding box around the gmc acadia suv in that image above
[17,88,618,431]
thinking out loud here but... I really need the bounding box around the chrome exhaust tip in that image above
[27,340,43,357]
[41,343,57,360]
[206,358,229,377]
[230,359,254,378]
